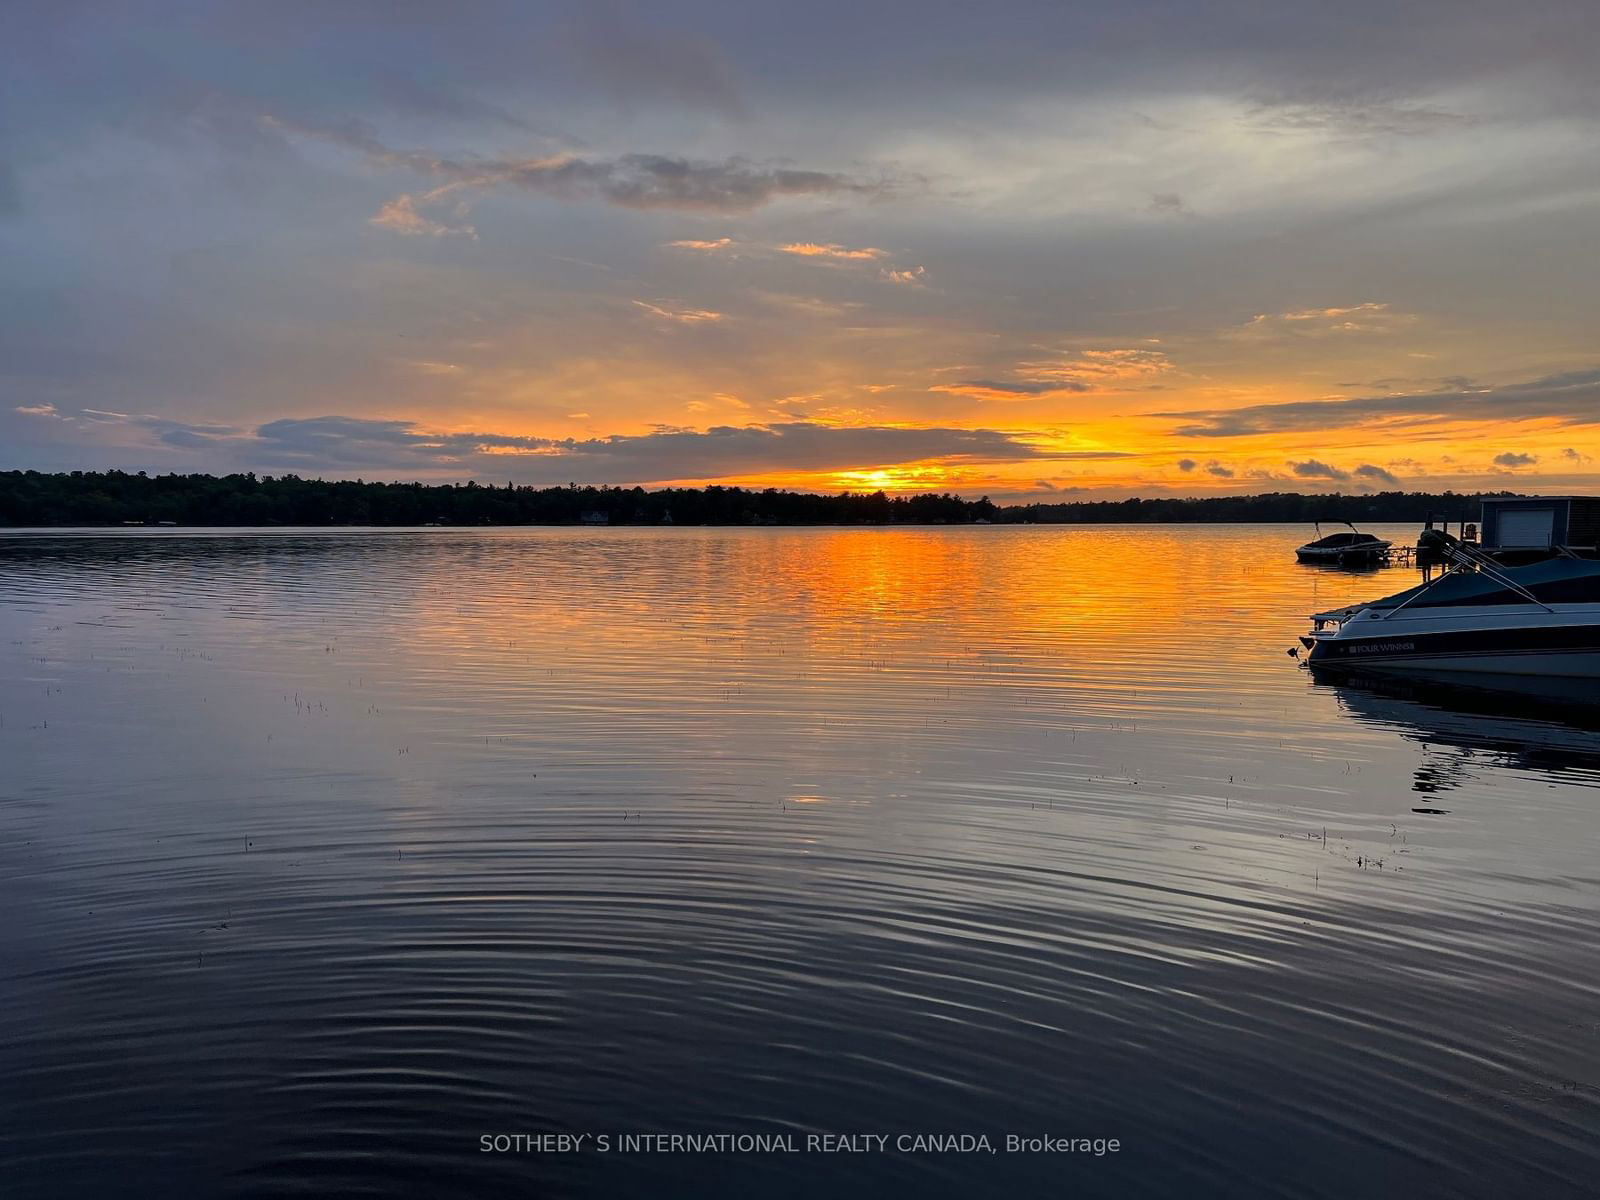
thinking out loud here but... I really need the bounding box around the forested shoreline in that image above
[0,470,1507,527]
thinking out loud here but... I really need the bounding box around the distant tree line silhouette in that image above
[0,471,995,526]
[0,470,1515,527]
[1002,490,1501,525]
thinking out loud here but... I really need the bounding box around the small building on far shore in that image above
[579,510,610,526]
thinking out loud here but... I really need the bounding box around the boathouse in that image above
[1479,496,1600,551]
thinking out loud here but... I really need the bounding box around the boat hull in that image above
[1296,542,1391,563]
[1311,647,1600,676]
[1308,607,1600,677]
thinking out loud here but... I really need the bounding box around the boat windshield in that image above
[1364,558,1600,609]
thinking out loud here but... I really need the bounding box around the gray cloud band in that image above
[274,117,897,222]
[1157,370,1600,437]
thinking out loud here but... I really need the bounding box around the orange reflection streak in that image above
[380,525,1398,753]
[293,521,1417,880]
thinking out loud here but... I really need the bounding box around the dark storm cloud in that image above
[1159,370,1600,437]
[1290,459,1350,481]
[534,154,887,212]
[1353,463,1400,485]
[139,416,240,448]
[278,114,896,215]
[244,416,1086,481]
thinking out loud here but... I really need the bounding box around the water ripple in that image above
[2,526,1598,1198]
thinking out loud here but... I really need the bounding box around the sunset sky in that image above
[4,1,1599,499]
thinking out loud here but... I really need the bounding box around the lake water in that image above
[2,525,1598,1198]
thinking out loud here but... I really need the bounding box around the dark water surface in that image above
[2,525,1597,1198]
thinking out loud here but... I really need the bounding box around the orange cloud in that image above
[779,242,888,261]
[369,194,476,238]
[1238,302,1410,335]
[1275,302,1389,321]
[1038,347,1173,381]
[667,237,735,251]
[931,347,1174,400]
[633,300,724,323]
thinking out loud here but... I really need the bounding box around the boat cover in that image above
[1360,558,1600,610]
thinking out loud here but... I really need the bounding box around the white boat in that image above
[1295,522,1392,564]
[1303,531,1600,677]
